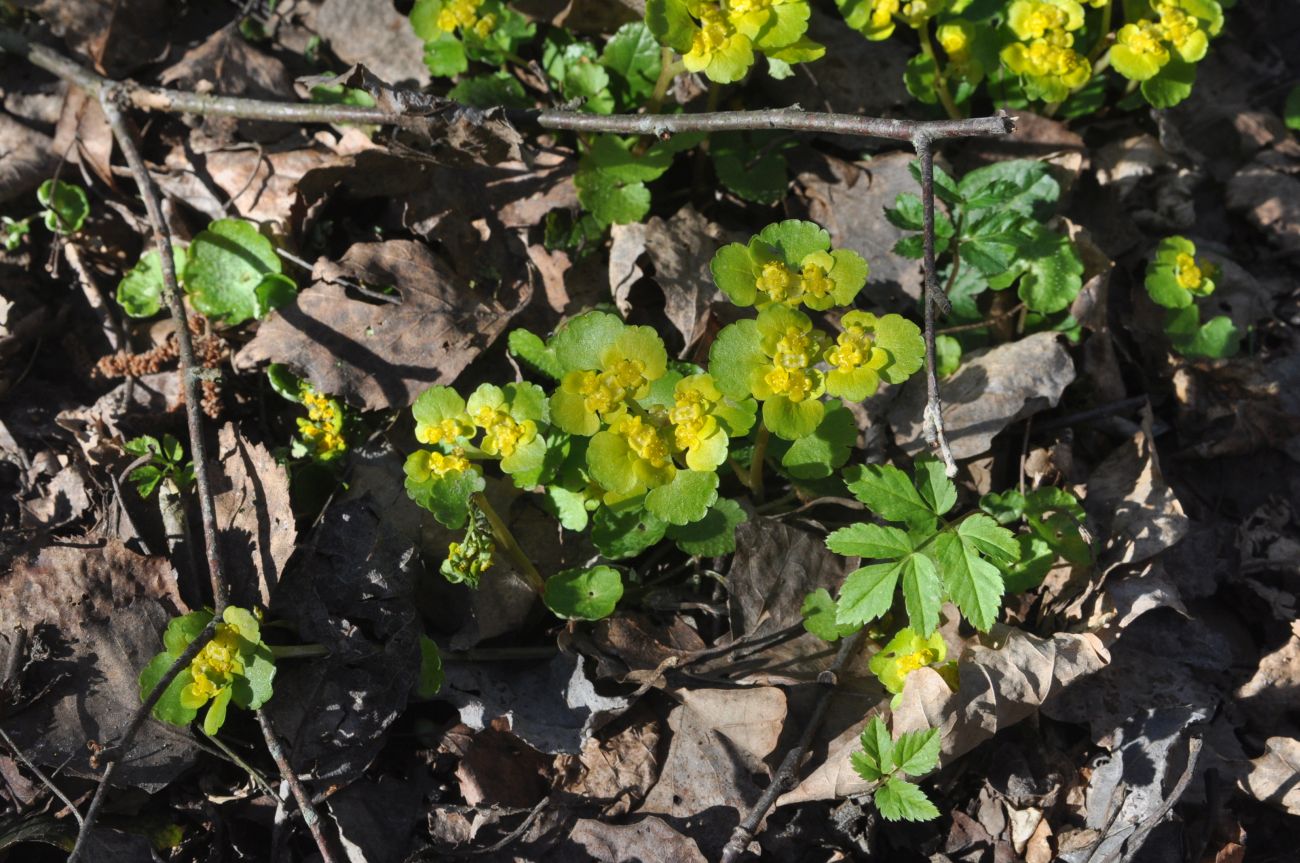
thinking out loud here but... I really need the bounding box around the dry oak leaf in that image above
[236,239,525,410]
[212,423,296,608]
[890,332,1076,460]
[640,687,786,818]
[1241,736,1300,816]
[779,627,1108,805]
[562,816,707,863]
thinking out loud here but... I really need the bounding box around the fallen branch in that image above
[720,629,867,863]
[258,710,342,863]
[0,25,1012,468]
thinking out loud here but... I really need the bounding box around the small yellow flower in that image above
[683,1,755,84]
[427,448,471,477]
[1154,2,1209,63]
[1174,252,1210,293]
[756,260,801,305]
[436,0,483,33]
[763,326,823,403]
[898,0,946,29]
[474,405,537,459]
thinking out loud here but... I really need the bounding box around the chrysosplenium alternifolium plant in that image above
[1143,235,1240,359]
[402,219,926,621]
[139,607,276,736]
[835,0,1226,115]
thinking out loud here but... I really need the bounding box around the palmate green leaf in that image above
[851,748,884,783]
[913,456,957,517]
[779,400,855,479]
[843,463,939,531]
[875,777,941,822]
[855,716,892,780]
[899,552,942,636]
[416,635,445,698]
[130,465,164,498]
[957,160,1059,218]
[37,179,89,233]
[1017,227,1084,314]
[645,469,719,526]
[934,525,1006,632]
[884,193,955,239]
[801,588,858,642]
[544,565,624,620]
[592,504,667,559]
[117,244,187,318]
[826,523,912,559]
[956,512,1020,563]
[184,219,289,325]
[892,726,941,776]
[667,497,747,556]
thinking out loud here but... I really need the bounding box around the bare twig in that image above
[258,710,342,863]
[0,726,85,827]
[912,132,958,478]
[720,629,867,863]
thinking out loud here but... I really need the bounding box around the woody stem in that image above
[472,492,545,595]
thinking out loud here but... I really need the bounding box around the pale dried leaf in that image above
[1241,736,1300,815]
[563,816,707,863]
[641,687,786,817]
[890,333,1076,460]
[235,239,525,410]
[212,423,296,608]
[316,0,430,87]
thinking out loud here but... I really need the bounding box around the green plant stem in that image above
[472,492,545,595]
[646,49,683,115]
[917,23,964,121]
[749,422,770,503]
[1087,0,1115,65]
[268,644,329,660]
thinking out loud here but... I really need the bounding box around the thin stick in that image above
[0,29,1013,147]
[257,710,341,863]
[720,629,867,863]
[913,132,958,478]
[0,726,85,827]
[68,622,217,860]
[99,89,228,611]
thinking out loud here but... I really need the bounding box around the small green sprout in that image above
[138,607,276,736]
[37,178,89,234]
[1144,236,1239,359]
[1,216,31,251]
[123,434,194,498]
[852,715,942,822]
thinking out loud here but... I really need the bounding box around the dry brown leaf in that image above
[640,687,786,818]
[0,536,183,633]
[563,816,707,863]
[0,113,57,204]
[51,86,114,188]
[13,0,169,77]
[1235,620,1300,737]
[1240,736,1300,816]
[890,332,1076,460]
[553,706,662,816]
[609,206,732,354]
[159,145,350,225]
[212,424,296,608]
[316,0,430,87]
[235,239,525,410]
[1227,149,1300,258]
[455,723,552,808]
[780,627,1108,805]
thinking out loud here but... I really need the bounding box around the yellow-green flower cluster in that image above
[430,0,497,39]
[1110,0,1220,82]
[1144,235,1218,308]
[839,0,949,41]
[1000,0,1092,102]
[650,0,822,85]
[443,503,495,587]
[868,627,947,695]
[296,385,347,462]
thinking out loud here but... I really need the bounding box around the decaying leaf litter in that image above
[1,0,1299,861]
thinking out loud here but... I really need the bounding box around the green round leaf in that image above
[592,504,666,559]
[762,395,824,442]
[37,179,89,234]
[645,469,719,526]
[231,643,277,710]
[711,242,760,306]
[544,565,624,621]
[117,245,187,318]
[415,635,445,698]
[780,400,856,479]
[708,319,765,400]
[163,609,215,655]
[139,656,199,727]
[184,219,283,325]
[756,219,830,266]
[666,497,747,556]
